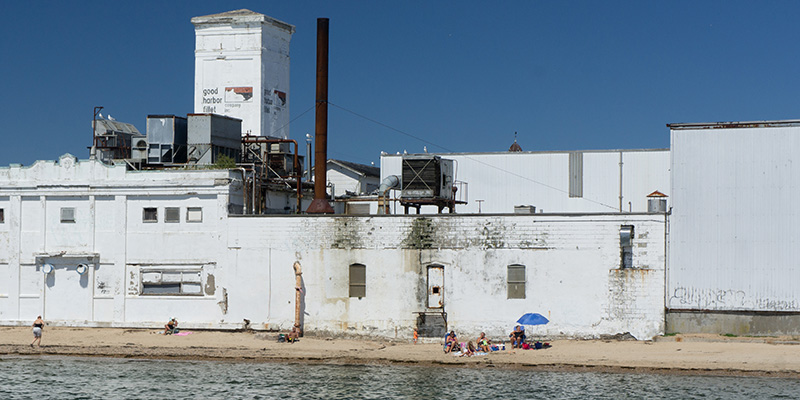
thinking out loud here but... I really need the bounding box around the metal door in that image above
[43,260,92,321]
[427,265,444,308]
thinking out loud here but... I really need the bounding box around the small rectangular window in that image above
[349,263,366,298]
[141,269,203,295]
[186,207,203,222]
[143,207,158,223]
[507,264,526,299]
[0,208,4,223]
[165,207,180,223]
[60,207,75,223]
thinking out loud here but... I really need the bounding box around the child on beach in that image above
[459,341,476,357]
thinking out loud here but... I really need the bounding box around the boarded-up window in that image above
[165,207,180,223]
[186,207,203,222]
[60,207,75,223]
[141,269,202,295]
[569,152,583,198]
[143,207,158,223]
[507,264,526,299]
[349,263,366,298]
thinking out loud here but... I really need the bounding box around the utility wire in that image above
[267,104,316,137]
[327,101,619,211]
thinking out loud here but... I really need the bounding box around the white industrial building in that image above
[0,154,666,340]
[3,6,798,340]
[666,120,800,334]
[379,148,670,215]
[192,9,294,138]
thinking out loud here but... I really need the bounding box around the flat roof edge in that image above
[667,119,800,130]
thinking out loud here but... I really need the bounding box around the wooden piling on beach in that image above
[293,261,303,336]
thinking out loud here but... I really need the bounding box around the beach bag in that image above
[535,341,543,350]
[522,343,530,350]
[278,334,286,343]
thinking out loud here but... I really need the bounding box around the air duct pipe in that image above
[377,175,400,215]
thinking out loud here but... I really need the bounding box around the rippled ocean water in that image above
[1,356,799,399]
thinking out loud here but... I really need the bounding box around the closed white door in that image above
[427,265,444,309]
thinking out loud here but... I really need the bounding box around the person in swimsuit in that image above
[476,332,491,352]
[444,330,460,353]
[163,318,178,335]
[31,316,44,347]
[287,325,300,343]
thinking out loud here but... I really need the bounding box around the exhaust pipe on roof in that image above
[306,18,334,214]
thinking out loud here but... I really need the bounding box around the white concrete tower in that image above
[192,9,295,138]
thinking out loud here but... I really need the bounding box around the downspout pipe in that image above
[235,168,247,214]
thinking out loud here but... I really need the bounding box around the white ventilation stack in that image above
[191,9,295,138]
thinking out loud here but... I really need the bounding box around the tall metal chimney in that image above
[307,17,334,214]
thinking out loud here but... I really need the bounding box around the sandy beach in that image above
[2,327,800,378]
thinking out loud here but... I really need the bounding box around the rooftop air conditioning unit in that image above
[401,155,454,199]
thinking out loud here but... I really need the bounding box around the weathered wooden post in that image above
[293,261,303,336]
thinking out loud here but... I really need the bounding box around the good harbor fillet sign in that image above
[200,86,254,114]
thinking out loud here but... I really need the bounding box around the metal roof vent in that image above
[647,191,668,213]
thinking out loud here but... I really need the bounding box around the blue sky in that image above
[1,1,799,167]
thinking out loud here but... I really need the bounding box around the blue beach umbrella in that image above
[517,313,549,326]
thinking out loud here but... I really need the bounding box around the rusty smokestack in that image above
[307,17,334,214]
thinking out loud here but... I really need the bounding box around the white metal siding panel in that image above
[582,152,622,212]
[669,126,800,311]
[380,151,668,214]
[622,151,671,212]
[326,166,361,195]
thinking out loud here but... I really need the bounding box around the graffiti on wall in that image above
[669,287,800,311]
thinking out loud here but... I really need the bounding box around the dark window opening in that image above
[349,263,366,298]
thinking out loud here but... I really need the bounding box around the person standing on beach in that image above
[31,316,45,347]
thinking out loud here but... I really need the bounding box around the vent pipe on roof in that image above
[306,18,334,214]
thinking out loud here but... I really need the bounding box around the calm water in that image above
[1,356,799,399]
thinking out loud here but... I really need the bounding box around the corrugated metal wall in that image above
[669,126,800,312]
[380,150,670,214]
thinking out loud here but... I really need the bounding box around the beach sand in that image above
[2,327,800,378]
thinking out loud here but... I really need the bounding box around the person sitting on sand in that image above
[459,341,476,357]
[444,330,460,353]
[287,325,300,343]
[509,325,526,348]
[31,316,45,347]
[164,318,178,335]
[476,332,491,352]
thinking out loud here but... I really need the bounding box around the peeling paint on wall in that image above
[217,287,228,314]
[127,270,139,295]
[205,273,216,295]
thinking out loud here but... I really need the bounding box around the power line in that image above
[268,104,316,137]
